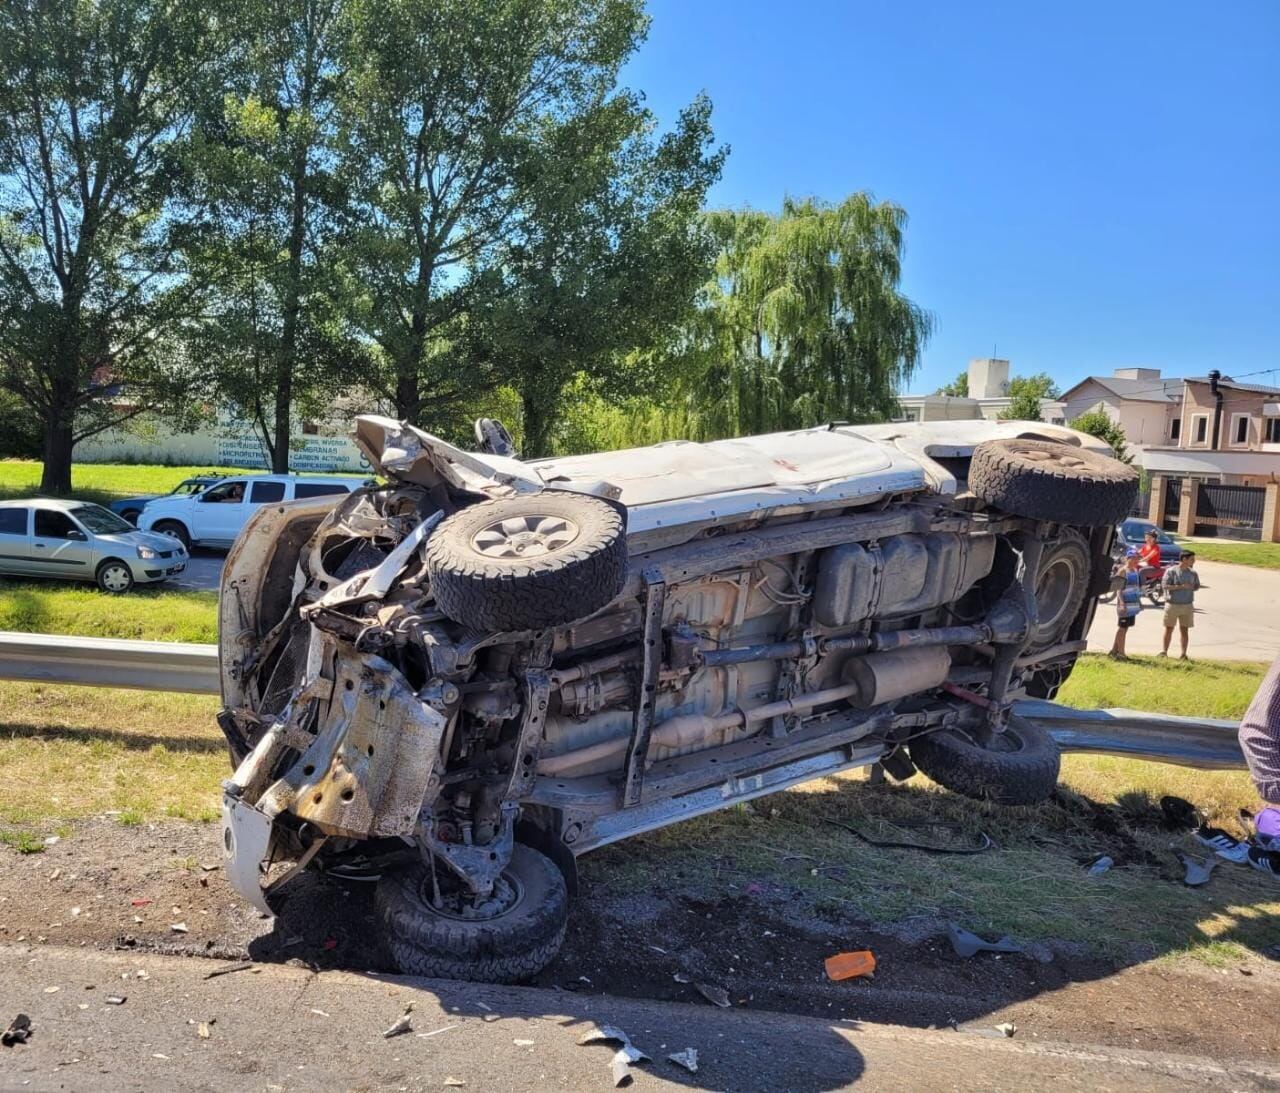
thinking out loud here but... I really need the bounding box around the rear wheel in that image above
[909,715,1061,806]
[120,508,141,525]
[376,843,568,983]
[153,520,191,550]
[95,559,134,595]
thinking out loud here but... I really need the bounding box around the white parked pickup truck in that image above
[138,473,371,549]
[216,416,1137,982]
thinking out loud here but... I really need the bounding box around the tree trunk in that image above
[394,369,420,423]
[40,415,75,494]
[521,390,553,459]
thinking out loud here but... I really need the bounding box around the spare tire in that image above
[909,715,1061,806]
[969,438,1138,526]
[425,492,626,632]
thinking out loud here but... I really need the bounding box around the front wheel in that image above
[909,715,1061,806]
[95,559,134,595]
[376,843,568,983]
[152,520,192,550]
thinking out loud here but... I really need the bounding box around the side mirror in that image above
[67,529,87,541]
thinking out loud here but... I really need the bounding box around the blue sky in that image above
[623,0,1279,396]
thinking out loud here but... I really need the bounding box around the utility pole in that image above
[1208,369,1223,450]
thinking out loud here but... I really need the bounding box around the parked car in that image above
[109,474,225,525]
[137,473,371,549]
[217,415,1137,982]
[0,499,188,593]
[1114,518,1183,564]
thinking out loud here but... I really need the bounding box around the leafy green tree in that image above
[336,0,712,435]
[1006,372,1060,399]
[935,370,968,397]
[1070,408,1132,463]
[672,194,934,439]
[479,96,724,456]
[184,0,364,471]
[0,0,230,491]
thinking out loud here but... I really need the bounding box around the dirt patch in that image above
[1,817,1278,1063]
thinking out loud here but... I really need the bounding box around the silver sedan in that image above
[0,498,188,593]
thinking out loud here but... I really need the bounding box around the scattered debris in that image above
[43,986,59,994]
[444,1079,465,1087]
[309,1008,330,1018]
[197,1022,211,1040]
[1087,855,1114,876]
[105,996,126,1006]
[513,1038,534,1046]
[203,961,253,980]
[824,816,993,854]
[1175,850,1220,887]
[2,1014,32,1047]
[482,1013,500,1023]
[48,869,61,881]
[43,836,60,847]
[383,1004,414,1039]
[667,1048,699,1073]
[995,1022,1017,1038]
[475,1001,491,1012]
[824,950,876,982]
[946,923,1023,959]
[130,899,151,908]
[693,981,731,1008]
[134,969,150,981]
[578,1025,652,1087]
[170,922,189,934]
[417,1025,458,1038]
[672,971,691,984]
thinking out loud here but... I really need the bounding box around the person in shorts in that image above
[1109,550,1143,660]
[1160,550,1199,660]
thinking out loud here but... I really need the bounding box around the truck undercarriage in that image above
[218,416,1136,980]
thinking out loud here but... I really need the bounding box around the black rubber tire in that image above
[425,492,626,632]
[95,559,134,595]
[909,714,1061,806]
[152,520,192,550]
[1028,530,1091,654]
[376,844,568,983]
[969,439,1138,527]
[120,508,141,526]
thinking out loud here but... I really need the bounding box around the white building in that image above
[896,358,1067,425]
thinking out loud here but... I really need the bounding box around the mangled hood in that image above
[354,415,544,499]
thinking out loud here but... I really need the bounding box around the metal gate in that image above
[1195,483,1264,541]
[1161,477,1182,532]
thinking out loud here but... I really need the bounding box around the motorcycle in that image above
[1098,560,1166,606]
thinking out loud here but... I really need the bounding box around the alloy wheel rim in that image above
[471,514,580,559]
[103,566,130,592]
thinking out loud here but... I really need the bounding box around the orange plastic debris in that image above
[824,950,876,981]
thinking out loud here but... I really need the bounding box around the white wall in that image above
[76,415,370,472]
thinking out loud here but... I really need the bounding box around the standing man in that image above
[1239,652,1280,877]
[1160,550,1199,660]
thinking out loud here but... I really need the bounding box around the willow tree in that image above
[674,194,933,439]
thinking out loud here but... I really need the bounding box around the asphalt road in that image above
[164,548,224,593]
[1086,559,1278,661]
[3,946,1276,1092]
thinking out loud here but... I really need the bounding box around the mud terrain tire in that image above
[909,715,1061,806]
[376,844,568,983]
[425,492,626,631]
[969,438,1138,526]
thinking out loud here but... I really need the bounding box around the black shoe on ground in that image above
[1247,845,1280,879]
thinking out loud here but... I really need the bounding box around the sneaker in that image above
[1194,825,1251,863]
[1247,845,1280,878]
[1157,651,1168,658]
[1255,807,1280,850]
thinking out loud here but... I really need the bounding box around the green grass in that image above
[1,653,1273,964]
[0,460,248,508]
[1179,539,1280,571]
[0,580,218,642]
[1057,653,1266,719]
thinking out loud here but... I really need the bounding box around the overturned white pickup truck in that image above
[218,416,1137,980]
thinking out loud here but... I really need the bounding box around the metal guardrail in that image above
[0,631,1247,770]
[0,631,220,695]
